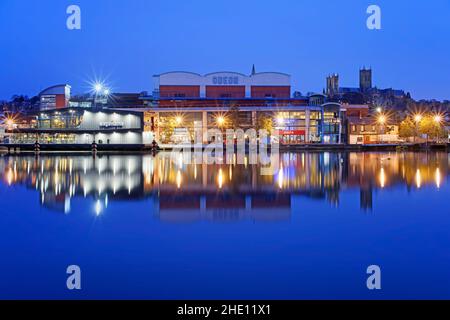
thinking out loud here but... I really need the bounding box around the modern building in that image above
[143,69,345,145]
[39,84,71,111]
[5,107,153,147]
[153,69,291,99]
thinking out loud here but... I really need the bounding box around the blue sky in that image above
[0,0,449,100]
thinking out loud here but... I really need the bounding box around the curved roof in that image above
[39,84,71,96]
[155,71,291,78]
[155,71,202,77]
[204,71,247,77]
[309,93,326,98]
[252,72,291,77]
[322,102,342,107]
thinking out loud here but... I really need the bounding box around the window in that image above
[360,125,365,132]
[351,125,356,132]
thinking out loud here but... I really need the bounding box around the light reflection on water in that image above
[0,151,447,219]
[0,151,450,299]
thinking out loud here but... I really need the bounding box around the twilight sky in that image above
[0,0,449,100]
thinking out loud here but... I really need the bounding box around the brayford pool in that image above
[0,151,449,299]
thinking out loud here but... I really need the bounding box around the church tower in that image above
[359,67,372,92]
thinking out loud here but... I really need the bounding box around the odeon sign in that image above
[211,76,240,85]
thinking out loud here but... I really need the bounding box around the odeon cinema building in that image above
[141,70,345,145]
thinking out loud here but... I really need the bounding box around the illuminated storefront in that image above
[145,71,346,145]
[7,108,153,146]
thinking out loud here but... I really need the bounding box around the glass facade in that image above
[154,108,344,145]
[158,112,203,144]
[38,110,83,129]
[274,111,322,144]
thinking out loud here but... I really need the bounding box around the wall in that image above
[79,111,142,131]
[159,86,200,98]
[206,86,245,98]
[251,86,290,98]
[74,132,144,144]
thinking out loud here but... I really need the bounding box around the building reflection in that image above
[0,152,448,220]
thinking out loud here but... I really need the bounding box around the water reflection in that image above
[0,152,448,219]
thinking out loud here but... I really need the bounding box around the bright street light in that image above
[175,116,183,125]
[414,114,423,123]
[376,107,382,113]
[378,115,386,125]
[5,119,15,128]
[434,115,443,124]
[94,83,103,93]
[217,115,225,127]
[103,88,110,96]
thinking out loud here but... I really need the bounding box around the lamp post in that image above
[92,83,111,109]
[217,116,225,127]
[93,83,103,109]
[377,114,386,144]
[216,115,226,144]
[433,114,443,143]
[414,114,422,143]
[5,119,15,130]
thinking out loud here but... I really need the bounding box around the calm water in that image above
[0,151,449,299]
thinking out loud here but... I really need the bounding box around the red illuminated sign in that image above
[278,130,305,136]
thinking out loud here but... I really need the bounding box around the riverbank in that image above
[0,142,448,154]
[0,143,450,153]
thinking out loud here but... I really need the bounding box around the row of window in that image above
[351,125,377,133]
[171,93,281,98]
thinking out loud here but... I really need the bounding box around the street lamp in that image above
[377,114,387,144]
[94,83,103,93]
[413,114,423,143]
[434,115,443,124]
[216,115,225,127]
[5,119,15,129]
[93,83,104,109]
[377,115,386,125]
[433,114,443,143]
[175,116,183,126]
[376,107,382,113]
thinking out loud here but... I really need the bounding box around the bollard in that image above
[34,142,41,155]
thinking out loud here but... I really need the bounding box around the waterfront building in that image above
[5,107,153,147]
[344,105,400,144]
[39,84,71,111]
[143,69,345,145]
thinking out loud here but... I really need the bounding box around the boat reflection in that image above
[0,152,448,220]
